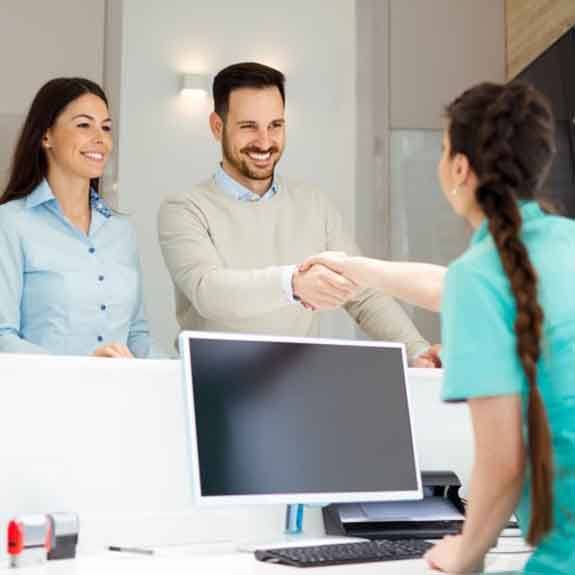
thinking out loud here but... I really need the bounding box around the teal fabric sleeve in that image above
[440,261,526,401]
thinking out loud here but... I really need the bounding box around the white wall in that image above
[389,0,506,130]
[392,0,505,342]
[355,0,386,259]
[352,1,506,343]
[117,0,358,353]
[0,0,105,184]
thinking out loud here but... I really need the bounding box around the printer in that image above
[323,471,465,540]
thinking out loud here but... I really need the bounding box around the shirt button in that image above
[89,247,96,254]
[98,275,104,281]
[97,335,103,342]
[100,304,107,311]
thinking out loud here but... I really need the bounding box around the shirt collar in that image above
[25,179,55,209]
[471,200,544,246]
[214,164,279,202]
[25,179,112,218]
[90,189,112,218]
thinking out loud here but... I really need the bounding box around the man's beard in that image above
[222,134,281,181]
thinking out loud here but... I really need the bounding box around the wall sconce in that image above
[179,73,211,95]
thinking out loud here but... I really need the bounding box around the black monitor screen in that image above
[186,337,419,498]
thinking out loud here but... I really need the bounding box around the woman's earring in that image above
[451,187,458,197]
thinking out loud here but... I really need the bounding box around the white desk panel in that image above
[0,355,495,571]
[0,357,469,514]
[0,355,191,514]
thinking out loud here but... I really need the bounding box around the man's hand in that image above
[292,264,358,311]
[92,342,134,358]
[412,344,442,368]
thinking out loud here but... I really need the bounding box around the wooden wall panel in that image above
[506,0,575,79]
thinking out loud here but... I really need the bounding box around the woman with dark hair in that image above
[301,82,574,573]
[0,78,150,358]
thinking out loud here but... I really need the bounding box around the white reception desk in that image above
[0,354,527,573]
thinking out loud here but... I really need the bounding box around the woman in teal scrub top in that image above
[300,82,575,574]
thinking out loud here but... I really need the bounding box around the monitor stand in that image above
[285,503,304,534]
[237,505,369,553]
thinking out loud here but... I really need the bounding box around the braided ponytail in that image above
[477,185,552,545]
[447,82,556,546]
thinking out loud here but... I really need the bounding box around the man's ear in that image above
[209,112,224,141]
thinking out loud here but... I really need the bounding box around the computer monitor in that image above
[179,331,422,506]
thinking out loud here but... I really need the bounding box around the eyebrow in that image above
[72,114,112,123]
[236,118,285,126]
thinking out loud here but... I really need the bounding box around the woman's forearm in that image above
[351,258,446,312]
[458,458,525,569]
[456,396,526,570]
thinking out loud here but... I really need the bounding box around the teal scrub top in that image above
[441,201,575,574]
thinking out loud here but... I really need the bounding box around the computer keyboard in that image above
[254,539,434,567]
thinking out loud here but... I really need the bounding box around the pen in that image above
[108,545,154,556]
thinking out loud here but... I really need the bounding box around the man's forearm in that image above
[187,266,292,320]
[344,289,429,361]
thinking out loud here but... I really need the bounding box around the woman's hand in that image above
[92,342,134,358]
[299,252,371,287]
[424,535,483,574]
[299,251,348,274]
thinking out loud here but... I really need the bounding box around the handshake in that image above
[292,251,443,368]
[292,252,365,311]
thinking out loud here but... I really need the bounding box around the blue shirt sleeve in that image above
[126,289,151,358]
[0,209,48,354]
[441,260,526,401]
[125,224,152,359]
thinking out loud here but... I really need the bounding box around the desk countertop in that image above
[0,540,529,574]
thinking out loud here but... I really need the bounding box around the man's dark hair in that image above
[213,62,285,119]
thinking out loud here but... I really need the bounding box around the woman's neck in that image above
[46,169,92,234]
[468,210,485,230]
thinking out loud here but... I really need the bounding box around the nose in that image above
[92,128,104,144]
[92,126,110,147]
[254,127,272,150]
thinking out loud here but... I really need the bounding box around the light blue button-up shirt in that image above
[213,165,297,302]
[0,180,151,357]
[214,164,280,202]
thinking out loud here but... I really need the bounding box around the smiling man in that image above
[158,62,436,365]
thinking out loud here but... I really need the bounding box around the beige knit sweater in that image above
[158,177,429,360]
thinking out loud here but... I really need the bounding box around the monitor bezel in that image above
[179,330,423,506]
